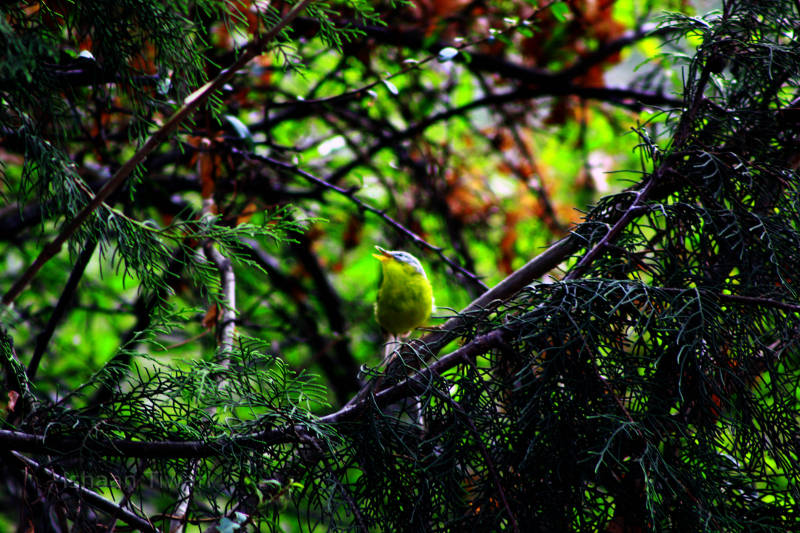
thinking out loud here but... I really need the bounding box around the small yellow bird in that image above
[373,246,434,337]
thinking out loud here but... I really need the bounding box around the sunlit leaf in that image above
[382,79,399,95]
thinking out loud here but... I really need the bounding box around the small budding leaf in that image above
[438,47,459,62]
[382,79,399,95]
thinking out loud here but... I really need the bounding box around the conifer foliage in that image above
[1,0,800,531]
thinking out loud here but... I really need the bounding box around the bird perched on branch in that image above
[371,246,434,426]
[373,246,434,339]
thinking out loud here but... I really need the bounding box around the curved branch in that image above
[0,426,295,458]
[287,17,668,95]
[319,83,679,192]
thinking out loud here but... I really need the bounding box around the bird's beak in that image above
[372,246,391,261]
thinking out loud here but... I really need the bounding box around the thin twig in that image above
[318,83,680,200]
[170,461,198,533]
[660,288,800,313]
[289,235,362,401]
[239,149,489,290]
[87,246,190,411]
[29,237,97,379]
[564,179,658,282]
[236,237,361,403]
[282,3,659,110]
[268,2,562,111]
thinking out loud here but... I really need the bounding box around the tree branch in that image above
[6,451,160,532]
[411,235,580,355]
[564,181,657,282]
[0,426,295,458]
[28,237,98,380]
[287,17,667,95]
[317,83,679,196]
[204,243,237,359]
[1,279,796,459]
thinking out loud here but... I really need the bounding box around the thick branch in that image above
[204,243,237,358]
[331,328,510,422]
[1,279,796,458]
[411,235,580,356]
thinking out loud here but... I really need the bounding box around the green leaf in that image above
[551,2,569,21]
[518,26,534,38]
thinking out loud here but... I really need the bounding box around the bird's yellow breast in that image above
[375,259,433,336]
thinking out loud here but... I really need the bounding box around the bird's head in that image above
[373,246,427,277]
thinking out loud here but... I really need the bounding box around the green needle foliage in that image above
[1,0,800,532]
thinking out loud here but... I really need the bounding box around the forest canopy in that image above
[2,0,800,531]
